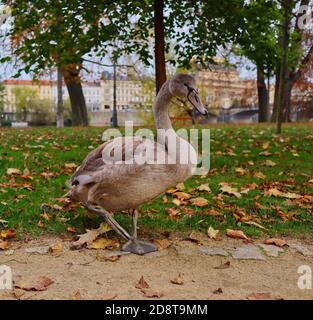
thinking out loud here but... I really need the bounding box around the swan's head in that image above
[169,74,208,116]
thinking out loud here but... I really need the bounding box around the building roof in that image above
[3,79,101,87]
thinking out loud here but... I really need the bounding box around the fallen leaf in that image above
[176,182,185,191]
[207,226,219,240]
[189,197,209,207]
[170,274,184,285]
[73,291,82,300]
[173,192,192,200]
[262,141,270,149]
[254,171,266,179]
[214,261,231,269]
[154,239,172,250]
[14,276,54,291]
[49,242,63,257]
[241,221,266,230]
[0,239,9,250]
[165,207,180,220]
[247,292,273,300]
[65,163,78,169]
[264,160,276,167]
[188,231,202,244]
[213,288,223,294]
[67,226,77,233]
[1,229,16,239]
[172,198,181,206]
[96,252,120,262]
[37,220,44,228]
[6,168,21,175]
[71,223,113,249]
[226,229,248,240]
[12,289,25,300]
[219,183,241,198]
[141,288,163,298]
[264,238,286,247]
[103,293,117,300]
[135,276,150,289]
[23,168,30,176]
[235,167,246,175]
[87,238,119,250]
[204,209,222,216]
[197,184,211,193]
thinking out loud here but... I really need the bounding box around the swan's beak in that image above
[188,90,208,116]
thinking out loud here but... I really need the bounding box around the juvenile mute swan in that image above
[66,74,207,255]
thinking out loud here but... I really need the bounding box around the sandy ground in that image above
[1,235,313,300]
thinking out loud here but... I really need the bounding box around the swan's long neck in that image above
[153,80,173,131]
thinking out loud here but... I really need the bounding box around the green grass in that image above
[0,123,312,239]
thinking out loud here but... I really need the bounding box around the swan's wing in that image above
[70,136,168,186]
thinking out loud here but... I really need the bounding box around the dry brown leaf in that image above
[65,163,78,169]
[49,241,63,257]
[37,220,44,228]
[241,220,266,230]
[165,207,180,220]
[189,197,209,207]
[173,192,192,200]
[207,226,219,240]
[154,239,172,250]
[247,292,273,300]
[219,184,241,198]
[6,168,21,175]
[172,198,181,206]
[254,171,266,179]
[265,188,282,197]
[87,238,119,250]
[14,276,54,291]
[71,224,111,249]
[264,238,286,247]
[96,252,120,262]
[188,231,202,244]
[0,239,9,250]
[262,141,270,149]
[264,160,276,167]
[213,288,223,294]
[214,261,231,269]
[141,288,163,298]
[67,226,77,233]
[235,167,246,175]
[204,209,222,216]
[170,274,184,285]
[73,291,82,300]
[226,229,248,240]
[103,293,117,300]
[176,182,185,191]
[197,184,211,193]
[135,276,150,289]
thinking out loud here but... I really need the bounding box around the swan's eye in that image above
[194,95,199,103]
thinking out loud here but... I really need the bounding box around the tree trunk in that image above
[154,0,167,94]
[276,0,291,134]
[63,65,88,126]
[56,66,64,128]
[257,64,268,122]
[283,79,293,122]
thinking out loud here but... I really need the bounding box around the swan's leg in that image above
[84,202,132,241]
[122,209,157,255]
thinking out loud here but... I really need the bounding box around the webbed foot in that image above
[122,239,157,255]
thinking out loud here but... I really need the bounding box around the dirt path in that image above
[1,235,313,300]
